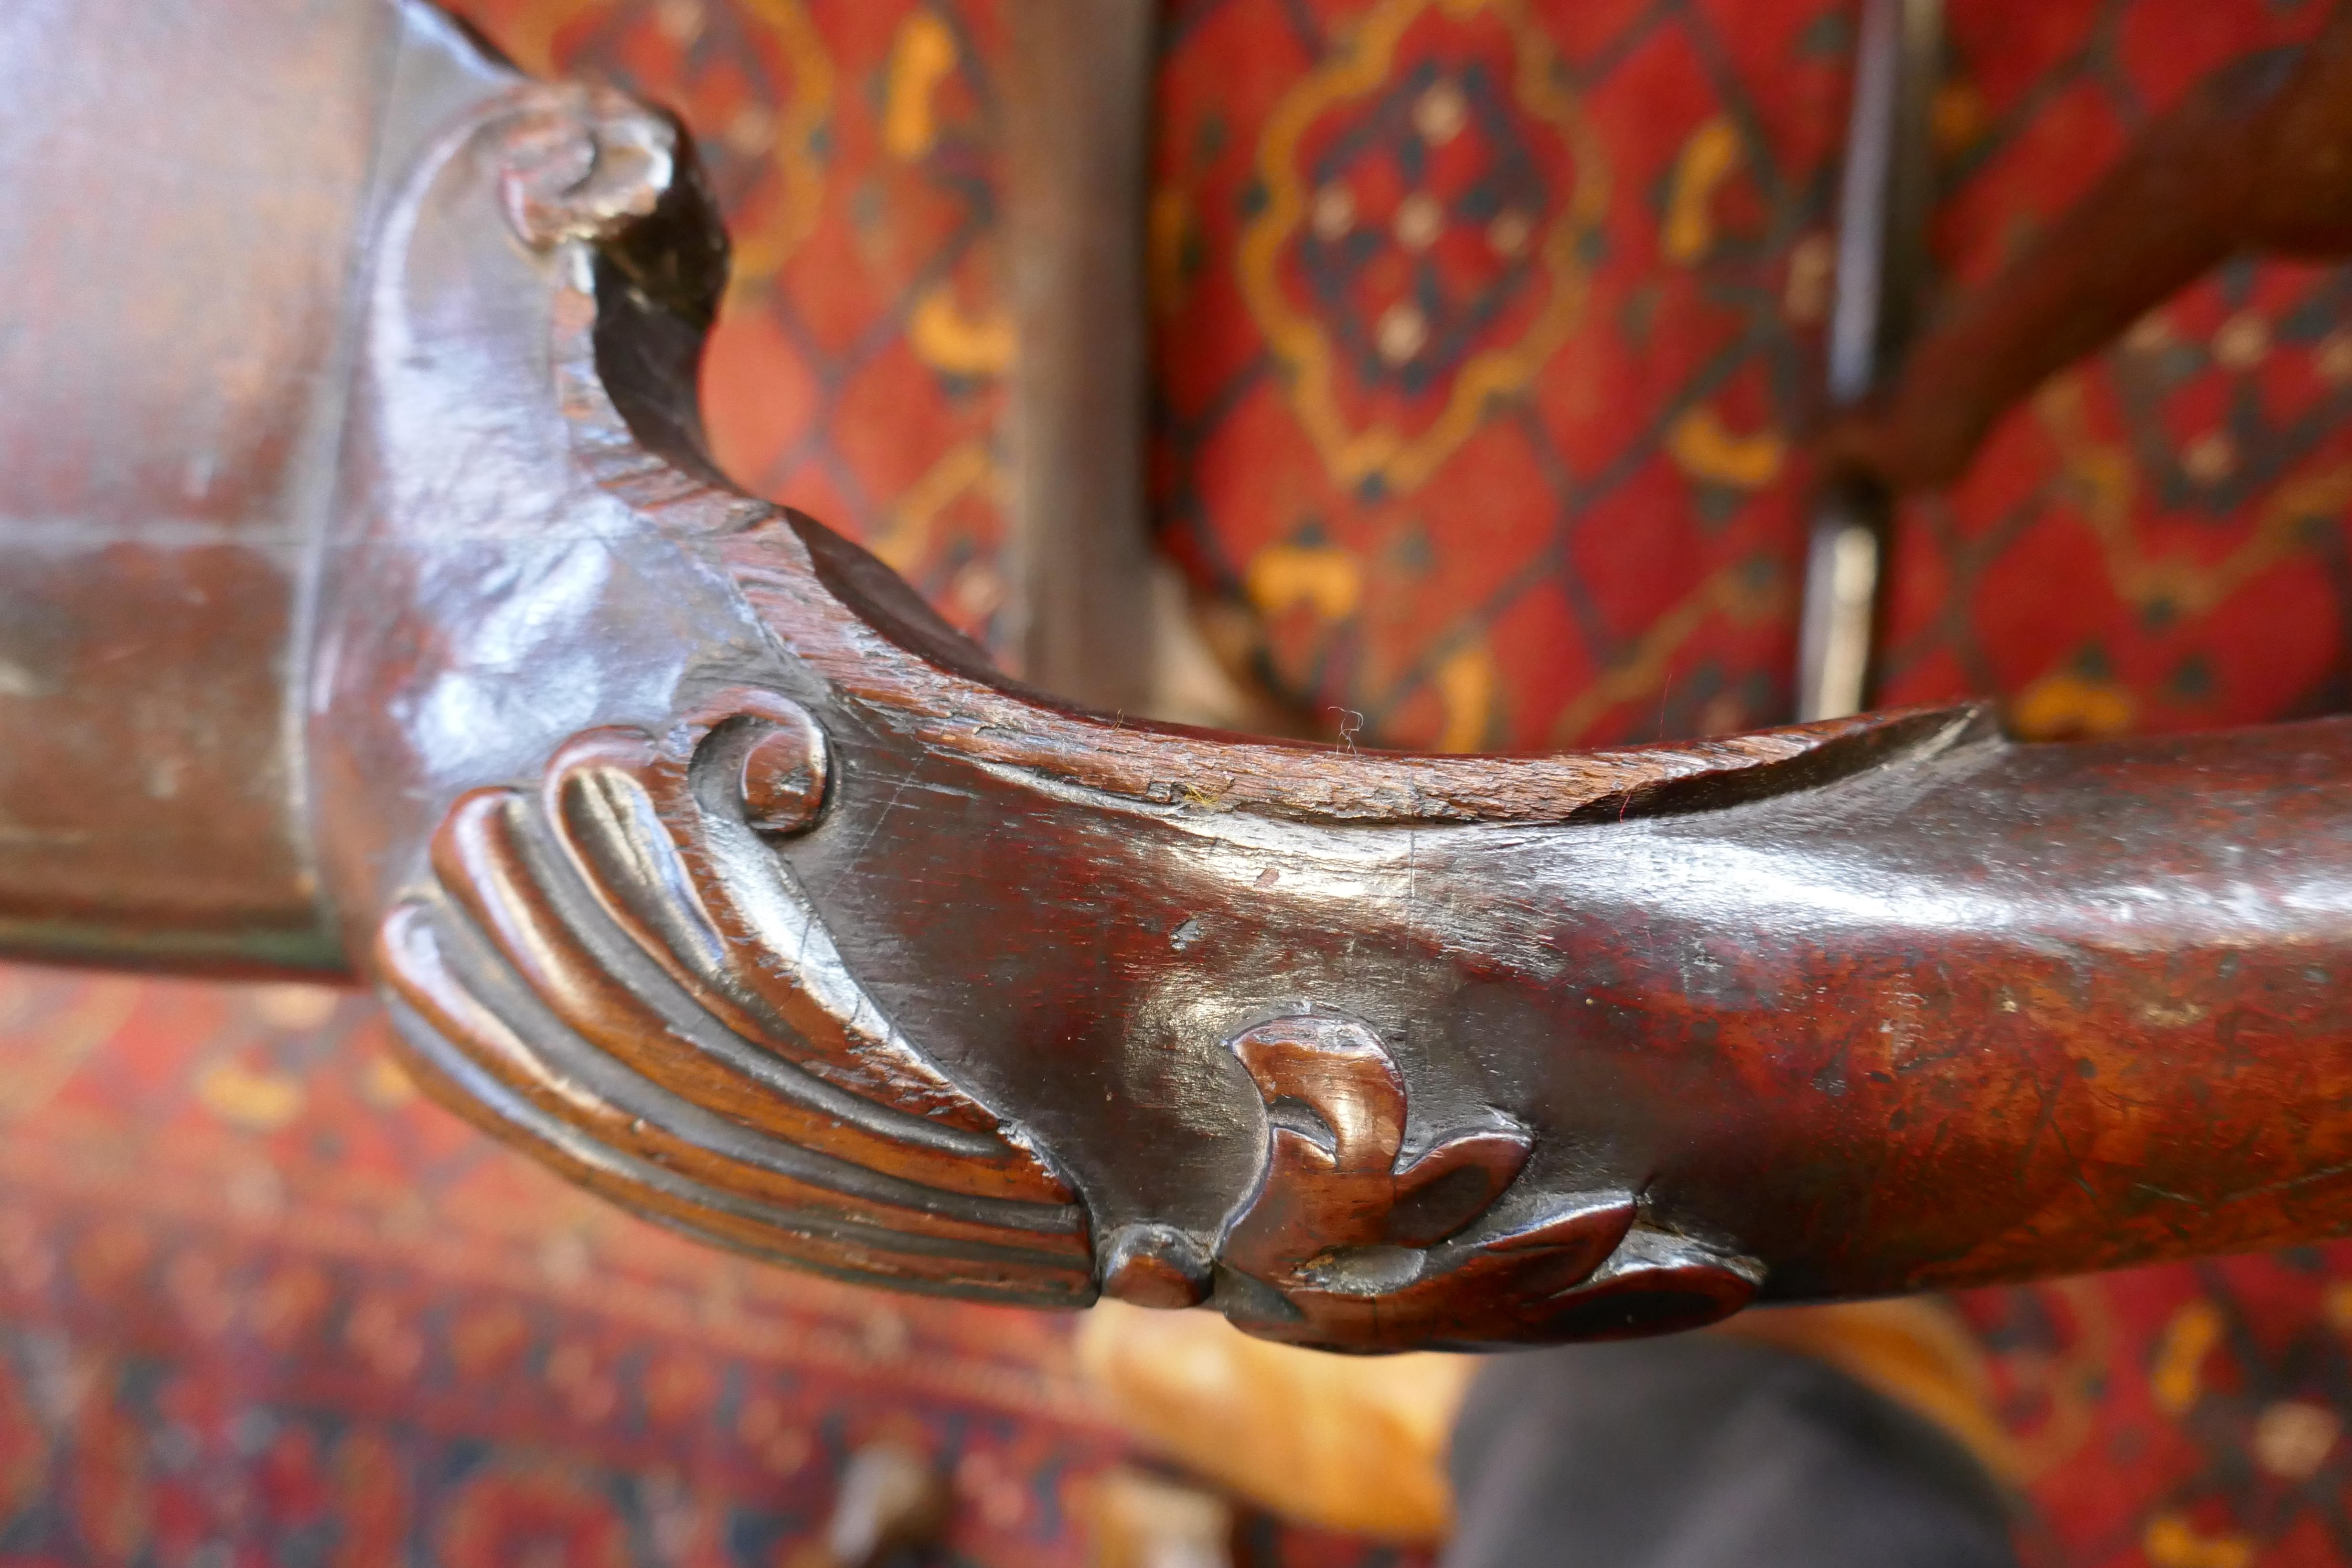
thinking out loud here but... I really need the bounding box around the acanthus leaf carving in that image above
[1203,1013,1761,1350]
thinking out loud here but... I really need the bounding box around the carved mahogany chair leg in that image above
[12,0,2352,1355]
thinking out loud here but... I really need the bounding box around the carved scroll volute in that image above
[316,60,1103,1310]
[377,689,1097,1306]
[1211,1014,1761,1352]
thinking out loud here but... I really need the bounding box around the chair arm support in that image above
[284,32,2352,1351]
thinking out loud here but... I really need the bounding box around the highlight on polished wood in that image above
[11,0,2352,1355]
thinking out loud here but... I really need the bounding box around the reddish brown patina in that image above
[7,0,2352,1352]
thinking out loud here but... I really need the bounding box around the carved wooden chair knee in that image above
[9,0,2352,1359]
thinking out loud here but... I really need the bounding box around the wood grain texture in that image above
[289,24,2352,1347]
[732,515,1981,828]
[21,0,2352,1350]
[0,0,410,973]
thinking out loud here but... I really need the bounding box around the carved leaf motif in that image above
[376,688,1094,1306]
[1215,1014,1760,1350]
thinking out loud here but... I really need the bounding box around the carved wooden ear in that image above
[33,0,2352,1361]
[310,41,1814,1346]
[317,59,1094,1306]
[375,689,1096,1303]
[321,33,2352,1357]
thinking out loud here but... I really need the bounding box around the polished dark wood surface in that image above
[301,18,2352,1345]
[1000,0,1159,713]
[13,0,2352,1351]
[0,0,405,972]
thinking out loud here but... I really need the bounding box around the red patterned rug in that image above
[0,967,1422,1567]
[8,1,2352,1563]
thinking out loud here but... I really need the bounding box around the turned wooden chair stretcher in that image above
[7,0,2352,1355]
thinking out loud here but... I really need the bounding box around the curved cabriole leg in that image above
[1827,0,2352,491]
[308,21,2352,1352]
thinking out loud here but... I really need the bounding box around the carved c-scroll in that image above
[375,689,1096,1306]
[1203,1013,1761,1351]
